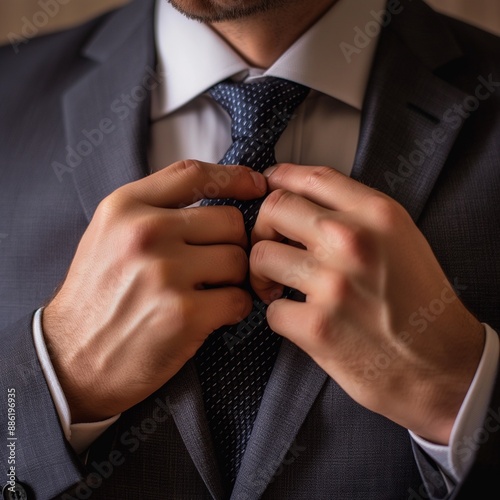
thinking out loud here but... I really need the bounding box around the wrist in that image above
[409,318,485,445]
[41,304,112,424]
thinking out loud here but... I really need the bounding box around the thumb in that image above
[124,159,267,208]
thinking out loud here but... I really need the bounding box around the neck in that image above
[210,0,338,69]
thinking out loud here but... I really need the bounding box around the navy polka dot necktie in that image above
[195,77,310,491]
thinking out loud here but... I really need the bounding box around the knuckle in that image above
[249,240,270,269]
[340,225,370,255]
[370,195,408,229]
[260,189,291,217]
[229,246,249,278]
[122,217,159,257]
[224,206,246,240]
[168,293,195,328]
[229,288,251,320]
[95,190,129,221]
[305,166,337,190]
[308,308,332,342]
[325,221,374,266]
[314,215,339,237]
[322,272,351,302]
[174,159,206,179]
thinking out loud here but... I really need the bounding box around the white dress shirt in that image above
[33,0,499,486]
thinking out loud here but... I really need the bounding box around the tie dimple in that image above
[195,77,310,491]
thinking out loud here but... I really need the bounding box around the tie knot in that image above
[209,77,309,168]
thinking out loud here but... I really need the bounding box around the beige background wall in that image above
[434,0,500,34]
[0,0,499,46]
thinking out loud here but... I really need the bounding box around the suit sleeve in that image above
[451,367,500,499]
[412,327,500,500]
[0,312,84,499]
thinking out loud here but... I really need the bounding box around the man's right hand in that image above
[42,160,267,423]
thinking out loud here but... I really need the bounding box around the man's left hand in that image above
[250,163,485,445]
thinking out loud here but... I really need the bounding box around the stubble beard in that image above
[167,0,290,23]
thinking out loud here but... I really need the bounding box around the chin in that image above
[168,0,285,23]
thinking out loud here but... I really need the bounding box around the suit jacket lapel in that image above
[231,341,328,499]
[353,0,469,221]
[166,361,226,499]
[61,0,156,222]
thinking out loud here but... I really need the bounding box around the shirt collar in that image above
[153,0,387,118]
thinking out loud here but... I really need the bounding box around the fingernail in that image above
[263,166,278,178]
[250,171,267,192]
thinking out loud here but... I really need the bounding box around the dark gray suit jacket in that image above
[1,0,499,498]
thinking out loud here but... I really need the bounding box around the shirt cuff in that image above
[32,307,120,454]
[409,323,499,483]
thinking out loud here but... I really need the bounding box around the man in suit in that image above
[1,0,499,498]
